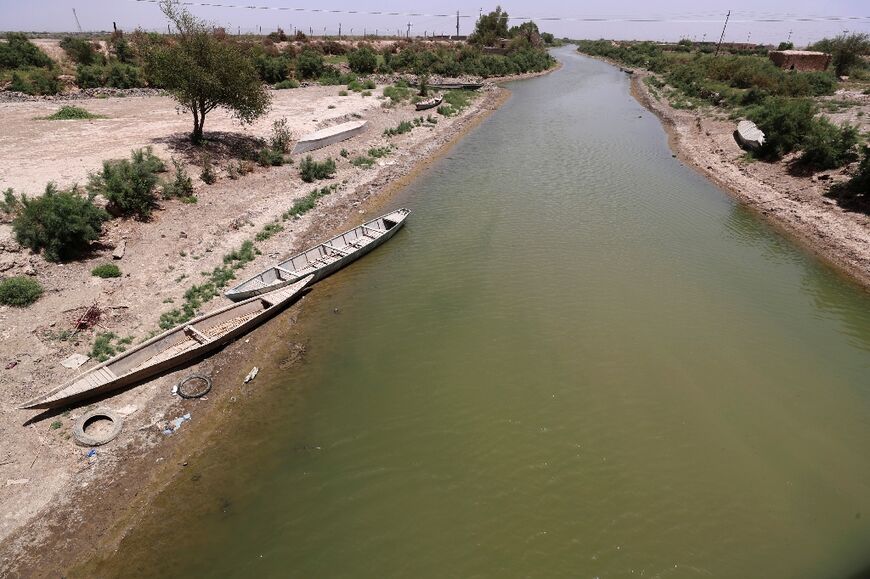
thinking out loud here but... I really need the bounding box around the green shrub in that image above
[338,90,348,96]
[351,156,375,168]
[296,48,325,79]
[41,105,102,120]
[10,184,108,261]
[0,33,53,69]
[59,36,101,65]
[274,78,300,89]
[92,263,122,278]
[368,146,392,158]
[257,147,285,167]
[270,117,292,153]
[90,332,132,361]
[747,98,817,160]
[75,64,103,88]
[163,158,193,198]
[384,120,414,136]
[88,147,165,218]
[255,222,284,241]
[254,54,291,83]
[827,146,870,213]
[282,184,338,219]
[383,83,412,103]
[200,154,216,184]
[104,62,142,88]
[800,120,859,170]
[299,156,336,182]
[347,46,377,74]
[0,276,43,307]
[9,69,60,95]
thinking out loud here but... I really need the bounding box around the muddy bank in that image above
[626,69,870,291]
[0,83,509,577]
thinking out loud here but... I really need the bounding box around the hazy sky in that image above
[1,0,868,45]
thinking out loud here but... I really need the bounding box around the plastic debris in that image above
[6,479,29,487]
[85,449,97,458]
[4,361,17,370]
[164,413,192,435]
[244,367,259,384]
[171,384,179,396]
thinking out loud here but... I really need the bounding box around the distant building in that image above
[769,50,831,72]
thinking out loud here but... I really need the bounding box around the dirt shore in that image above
[0,79,511,576]
[626,69,870,291]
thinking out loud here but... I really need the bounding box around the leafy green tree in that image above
[470,6,510,47]
[777,41,794,51]
[0,32,52,69]
[508,21,543,48]
[145,0,270,143]
[809,33,870,76]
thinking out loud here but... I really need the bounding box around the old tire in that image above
[177,374,212,399]
[73,408,124,447]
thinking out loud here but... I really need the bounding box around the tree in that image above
[348,45,377,74]
[809,33,870,77]
[508,21,543,48]
[777,41,794,51]
[145,0,270,143]
[470,6,510,47]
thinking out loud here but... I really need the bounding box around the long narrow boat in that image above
[19,277,313,410]
[225,208,410,302]
[416,95,443,111]
[292,120,368,154]
[430,83,484,91]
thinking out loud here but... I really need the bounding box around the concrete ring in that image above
[73,408,124,447]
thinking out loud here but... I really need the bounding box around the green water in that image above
[90,48,870,578]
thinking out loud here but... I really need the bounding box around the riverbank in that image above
[0,82,510,576]
[625,68,870,291]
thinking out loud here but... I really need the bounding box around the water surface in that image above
[90,47,870,579]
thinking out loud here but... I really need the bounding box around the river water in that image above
[86,47,870,578]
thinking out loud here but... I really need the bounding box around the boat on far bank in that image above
[225,209,411,301]
[735,120,765,151]
[292,120,368,154]
[19,277,313,410]
[430,83,484,91]
[416,95,443,111]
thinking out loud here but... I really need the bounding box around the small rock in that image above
[112,239,126,260]
[244,367,259,383]
[179,231,187,238]
[6,479,29,487]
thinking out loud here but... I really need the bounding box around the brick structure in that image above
[769,50,832,72]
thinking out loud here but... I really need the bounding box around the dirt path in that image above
[628,70,870,291]
[0,80,511,576]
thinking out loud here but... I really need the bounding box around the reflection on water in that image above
[83,47,870,579]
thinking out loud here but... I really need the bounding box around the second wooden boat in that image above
[19,276,313,410]
[292,120,368,154]
[225,208,410,301]
[430,83,484,91]
[416,95,443,111]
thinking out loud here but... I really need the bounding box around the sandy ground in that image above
[0,79,512,575]
[629,71,870,290]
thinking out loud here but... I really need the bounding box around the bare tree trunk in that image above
[191,106,201,143]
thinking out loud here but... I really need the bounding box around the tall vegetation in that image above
[87,148,165,218]
[5,184,108,261]
[469,6,510,47]
[808,33,870,77]
[144,0,270,143]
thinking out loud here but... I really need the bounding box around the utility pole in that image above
[72,8,83,33]
[338,23,341,39]
[456,10,460,38]
[787,29,792,42]
[407,22,412,39]
[715,10,730,56]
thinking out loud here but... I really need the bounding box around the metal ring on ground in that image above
[73,408,124,446]
[177,374,212,399]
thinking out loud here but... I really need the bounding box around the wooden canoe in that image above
[19,276,313,410]
[292,120,367,154]
[416,95,443,111]
[225,208,410,302]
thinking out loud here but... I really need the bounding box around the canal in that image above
[86,47,870,578]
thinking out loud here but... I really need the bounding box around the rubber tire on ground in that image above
[73,408,124,447]
[177,374,212,399]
